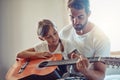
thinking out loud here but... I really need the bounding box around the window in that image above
[90,0,120,51]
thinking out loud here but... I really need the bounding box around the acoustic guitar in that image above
[6,54,120,80]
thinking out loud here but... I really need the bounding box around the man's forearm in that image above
[83,69,105,80]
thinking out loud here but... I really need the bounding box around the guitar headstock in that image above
[88,57,120,68]
[102,57,120,68]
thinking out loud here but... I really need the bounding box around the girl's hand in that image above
[36,52,52,59]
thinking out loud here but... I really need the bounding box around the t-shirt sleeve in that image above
[94,37,110,57]
[34,43,41,52]
[59,24,72,40]
[64,40,76,55]
[34,41,49,52]
[59,28,66,40]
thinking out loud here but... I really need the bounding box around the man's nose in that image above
[73,18,79,25]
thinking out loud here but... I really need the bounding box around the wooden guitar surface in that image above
[6,54,62,80]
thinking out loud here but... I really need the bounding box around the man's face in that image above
[70,8,89,32]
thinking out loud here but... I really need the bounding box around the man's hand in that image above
[70,53,90,73]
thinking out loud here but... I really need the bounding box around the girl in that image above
[17,19,75,60]
[17,19,76,80]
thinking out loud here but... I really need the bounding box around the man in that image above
[59,0,110,80]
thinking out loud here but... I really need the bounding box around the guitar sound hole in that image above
[39,61,48,68]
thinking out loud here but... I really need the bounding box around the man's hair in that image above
[68,0,90,13]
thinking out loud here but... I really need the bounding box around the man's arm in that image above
[75,58,106,80]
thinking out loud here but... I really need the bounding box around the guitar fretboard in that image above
[39,57,120,68]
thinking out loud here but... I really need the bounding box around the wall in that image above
[1,0,120,79]
[89,0,120,76]
[0,0,69,79]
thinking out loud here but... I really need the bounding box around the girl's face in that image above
[44,26,59,46]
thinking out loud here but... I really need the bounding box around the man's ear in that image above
[88,11,91,17]
[38,36,45,41]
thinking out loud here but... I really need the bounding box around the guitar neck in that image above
[39,57,120,68]
[47,58,78,66]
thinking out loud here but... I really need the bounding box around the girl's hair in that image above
[37,19,55,37]
[37,19,64,52]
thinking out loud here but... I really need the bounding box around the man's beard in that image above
[74,21,87,31]
[74,24,84,31]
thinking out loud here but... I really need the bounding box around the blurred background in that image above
[0,0,120,79]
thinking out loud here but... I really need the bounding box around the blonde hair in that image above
[37,19,55,37]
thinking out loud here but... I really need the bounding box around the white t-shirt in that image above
[34,39,76,59]
[59,24,111,78]
[59,24,110,57]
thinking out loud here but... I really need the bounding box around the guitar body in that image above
[6,54,66,80]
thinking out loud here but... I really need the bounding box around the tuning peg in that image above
[117,66,119,68]
[112,65,115,68]
[106,65,109,68]
[116,64,120,68]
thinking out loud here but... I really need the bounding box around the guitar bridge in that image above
[18,60,30,74]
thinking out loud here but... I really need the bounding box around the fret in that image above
[47,59,78,66]
[39,57,120,68]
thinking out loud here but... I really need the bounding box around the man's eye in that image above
[71,16,74,19]
[70,15,74,19]
[78,16,84,19]
[54,32,57,35]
